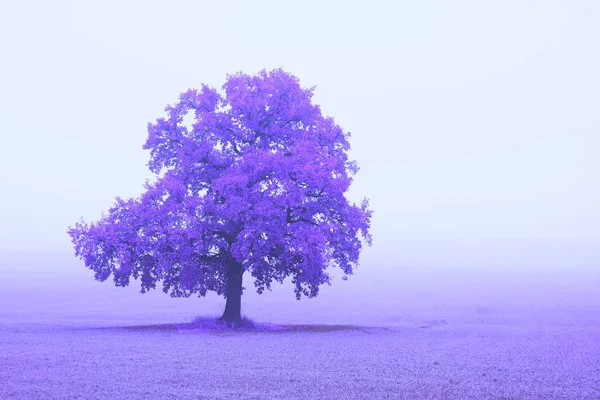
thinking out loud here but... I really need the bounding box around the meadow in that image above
[1,245,599,399]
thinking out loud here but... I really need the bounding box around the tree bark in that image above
[219,258,244,326]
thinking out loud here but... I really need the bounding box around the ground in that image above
[0,251,599,399]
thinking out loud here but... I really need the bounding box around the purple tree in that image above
[68,69,372,326]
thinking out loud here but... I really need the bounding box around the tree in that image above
[68,69,373,326]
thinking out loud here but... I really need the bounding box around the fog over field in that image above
[1,1,599,399]
[1,242,599,328]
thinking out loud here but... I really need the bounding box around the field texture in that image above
[1,252,599,399]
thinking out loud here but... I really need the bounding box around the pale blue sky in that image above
[0,1,598,253]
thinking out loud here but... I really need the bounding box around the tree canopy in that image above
[68,69,372,321]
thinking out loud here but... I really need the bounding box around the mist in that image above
[1,1,599,399]
[1,1,599,252]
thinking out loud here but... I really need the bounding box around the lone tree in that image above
[68,69,372,325]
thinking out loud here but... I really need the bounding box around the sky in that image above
[0,0,598,258]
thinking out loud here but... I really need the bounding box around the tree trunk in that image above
[219,259,244,326]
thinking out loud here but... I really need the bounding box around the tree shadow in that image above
[87,316,391,335]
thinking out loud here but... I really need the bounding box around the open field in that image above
[1,249,599,399]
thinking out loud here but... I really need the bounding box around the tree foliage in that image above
[68,69,372,301]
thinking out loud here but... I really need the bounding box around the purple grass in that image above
[1,252,599,399]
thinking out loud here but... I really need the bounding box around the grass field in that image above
[1,250,599,399]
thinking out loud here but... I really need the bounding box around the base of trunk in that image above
[217,314,243,328]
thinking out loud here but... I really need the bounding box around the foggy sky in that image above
[0,1,598,253]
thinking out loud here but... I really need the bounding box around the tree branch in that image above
[286,207,318,226]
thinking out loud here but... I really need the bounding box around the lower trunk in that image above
[219,259,244,326]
